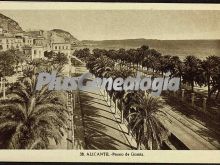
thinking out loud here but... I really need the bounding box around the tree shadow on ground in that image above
[80,91,134,150]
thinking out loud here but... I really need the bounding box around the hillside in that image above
[49,29,79,44]
[0,12,79,44]
[25,29,79,45]
[0,13,23,33]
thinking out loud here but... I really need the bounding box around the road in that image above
[79,89,135,149]
[72,61,135,149]
[159,101,220,150]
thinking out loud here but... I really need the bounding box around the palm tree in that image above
[144,49,162,74]
[127,92,168,150]
[126,49,138,73]
[73,48,91,61]
[0,70,68,149]
[201,56,220,100]
[170,56,184,89]
[106,49,118,62]
[208,57,220,100]
[0,50,16,78]
[87,56,114,78]
[183,55,202,92]
[111,67,133,117]
[93,48,107,59]
[137,45,149,72]
[117,48,127,69]
[159,55,172,75]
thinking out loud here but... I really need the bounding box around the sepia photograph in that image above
[0,2,220,158]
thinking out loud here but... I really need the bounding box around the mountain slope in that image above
[25,29,79,45]
[0,13,23,33]
[49,29,79,44]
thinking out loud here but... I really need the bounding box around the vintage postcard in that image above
[0,1,220,163]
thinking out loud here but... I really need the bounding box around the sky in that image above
[1,10,220,41]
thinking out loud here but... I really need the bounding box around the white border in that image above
[0,150,219,163]
[0,2,220,163]
[0,2,220,10]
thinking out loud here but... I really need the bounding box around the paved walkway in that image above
[79,89,135,150]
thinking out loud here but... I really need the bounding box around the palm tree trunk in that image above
[128,109,131,135]
[109,96,112,107]
[143,119,147,149]
[191,81,194,92]
[115,99,117,114]
[179,75,182,90]
[16,65,18,74]
[121,108,124,124]
[137,142,140,150]
[136,130,141,150]
[207,76,211,100]
[215,90,219,100]
[73,93,76,109]
[106,91,108,102]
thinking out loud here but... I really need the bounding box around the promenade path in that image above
[56,59,135,150]
[79,88,135,150]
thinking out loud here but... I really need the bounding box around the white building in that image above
[52,43,71,57]
[0,36,23,51]
[31,46,44,60]
[23,35,34,46]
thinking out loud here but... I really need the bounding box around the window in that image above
[34,50,37,55]
[55,46,57,50]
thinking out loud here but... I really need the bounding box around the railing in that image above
[164,89,220,122]
[66,89,85,150]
